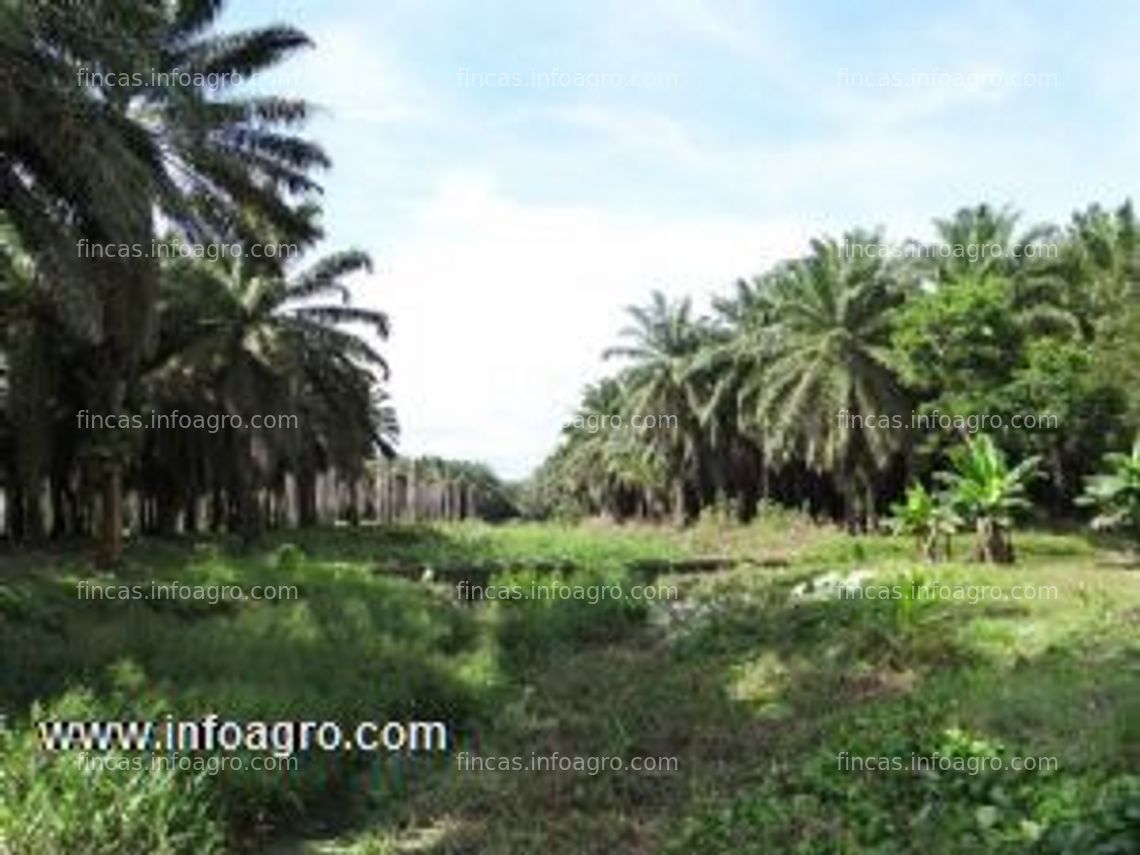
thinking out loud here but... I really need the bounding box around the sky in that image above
[224,0,1140,479]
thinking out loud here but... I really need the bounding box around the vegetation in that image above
[937,434,1040,564]
[0,0,394,563]
[3,2,1139,854]
[1079,436,1140,555]
[0,521,1136,852]
[889,481,960,562]
[533,206,1139,534]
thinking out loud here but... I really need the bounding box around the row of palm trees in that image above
[367,457,518,523]
[532,204,1140,536]
[0,0,397,561]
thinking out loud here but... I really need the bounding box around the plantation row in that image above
[0,1,403,563]
[526,205,1140,547]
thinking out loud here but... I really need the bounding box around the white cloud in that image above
[244,0,1139,480]
[280,23,430,126]
[370,173,814,478]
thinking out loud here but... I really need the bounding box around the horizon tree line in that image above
[527,203,1140,531]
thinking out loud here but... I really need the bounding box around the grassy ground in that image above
[1,516,1137,853]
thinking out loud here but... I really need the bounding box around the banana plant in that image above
[1078,436,1140,555]
[889,482,961,562]
[936,434,1040,564]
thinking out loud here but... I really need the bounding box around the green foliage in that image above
[0,543,485,849]
[1078,436,1140,550]
[666,727,1136,855]
[0,690,225,854]
[891,273,1023,402]
[0,523,1136,853]
[601,291,711,524]
[1038,775,1140,853]
[0,0,341,561]
[889,481,961,561]
[937,434,1040,563]
[533,201,1140,532]
[492,566,648,667]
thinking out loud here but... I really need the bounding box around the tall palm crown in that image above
[705,277,776,442]
[755,233,907,520]
[1,0,326,240]
[918,204,1027,282]
[1,0,329,560]
[1,0,327,347]
[603,291,710,522]
[147,247,391,484]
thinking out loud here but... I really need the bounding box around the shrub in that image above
[0,690,224,854]
[890,482,961,562]
[937,434,1040,564]
[1078,436,1140,554]
[666,726,1130,854]
[492,566,648,666]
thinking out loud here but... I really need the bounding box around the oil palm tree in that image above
[755,233,909,530]
[698,277,778,519]
[558,377,669,519]
[2,0,327,562]
[914,204,1050,283]
[603,291,709,525]
[143,246,390,536]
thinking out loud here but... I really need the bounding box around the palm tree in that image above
[1053,203,1139,331]
[2,0,327,563]
[557,377,670,519]
[603,291,709,525]
[1060,204,1140,424]
[936,434,1040,564]
[913,204,1052,283]
[754,233,909,530]
[697,278,777,520]
[143,246,390,537]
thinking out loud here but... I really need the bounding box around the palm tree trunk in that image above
[348,478,361,526]
[408,462,418,522]
[97,460,123,567]
[843,483,858,535]
[864,477,877,533]
[183,494,198,534]
[297,465,317,527]
[672,476,687,527]
[7,483,24,542]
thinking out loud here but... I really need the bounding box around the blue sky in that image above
[225,0,1139,478]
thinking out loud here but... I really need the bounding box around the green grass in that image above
[1,518,1138,853]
